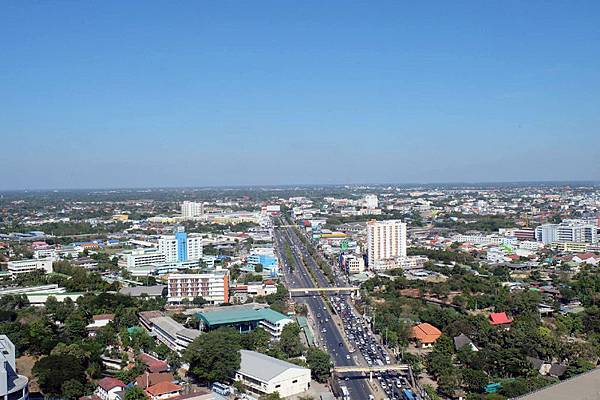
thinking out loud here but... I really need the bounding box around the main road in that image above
[274,219,373,400]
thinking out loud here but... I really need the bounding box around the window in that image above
[292,379,298,383]
[275,385,281,388]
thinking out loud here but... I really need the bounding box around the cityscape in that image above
[2,2,600,400]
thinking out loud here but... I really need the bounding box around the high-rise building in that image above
[367,219,407,265]
[0,335,29,400]
[536,220,598,245]
[158,227,202,262]
[363,194,378,209]
[181,201,203,219]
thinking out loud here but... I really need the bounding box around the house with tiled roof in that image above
[411,323,442,348]
[145,381,182,400]
[95,377,126,400]
[139,353,169,373]
[135,371,175,390]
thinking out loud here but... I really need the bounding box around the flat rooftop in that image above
[513,368,600,400]
[197,307,290,327]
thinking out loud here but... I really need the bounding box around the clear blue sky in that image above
[2,1,599,189]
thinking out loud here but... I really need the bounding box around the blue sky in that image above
[1,1,599,189]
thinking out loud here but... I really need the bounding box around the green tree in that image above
[260,393,282,400]
[62,379,85,400]
[306,347,332,382]
[254,264,264,273]
[124,386,147,400]
[279,323,304,358]
[462,368,489,393]
[64,311,89,342]
[33,355,86,397]
[184,328,241,383]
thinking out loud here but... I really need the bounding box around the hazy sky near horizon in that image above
[2,1,599,190]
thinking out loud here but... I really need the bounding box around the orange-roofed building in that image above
[489,312,513,327]
[145,382,182,400]
[411,323,442,348]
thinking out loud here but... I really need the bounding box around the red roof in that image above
[145,382,182,396]
[93,314,115,321]
[489,312,512,325]
[97,377,126,391]
[139,353,169,373]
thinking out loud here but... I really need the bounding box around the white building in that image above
[7,258,53,276]
[167,272,229,304]
[363,194,379,209]
[367,219,407,265]
[536,221,598,245]
[158,228,202,263]
[181,201,204,219]
[119,248,167,270]
[139,312,201,353]
[340,254,365,274]
[235,350,311,398]
[0,335,29,400]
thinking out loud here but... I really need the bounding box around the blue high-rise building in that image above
[175,228,188,262]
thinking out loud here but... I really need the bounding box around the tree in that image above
[279,323,304,358]
[192,296,208,306]
[184,328,241,383]
[306,347,332,382]
[63,311,89,342]
[124,386,147,400]
[33,355,86,397]
[62,379,85,400]
[462,368,489,393]
[254,264,264,273]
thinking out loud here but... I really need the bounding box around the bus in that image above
[211,382,231,396]
[402,388,416,400]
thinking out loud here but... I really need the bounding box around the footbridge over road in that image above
[333,364,410,381]
[288,286,361,298]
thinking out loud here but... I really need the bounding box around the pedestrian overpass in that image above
[288,286,361,298]
[333,364,410,381]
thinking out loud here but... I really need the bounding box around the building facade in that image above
[235,350,311,398]
[158,227,202,263]
[366,219,407,264]
[0,335,29,400]
[167,272,229,304]
[181,201,203,219]
[7,258,53,276]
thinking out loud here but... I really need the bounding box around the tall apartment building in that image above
[366,219,407,265]
[0,335,29,400]
[167,272,229,304]
[158,227,202,262]
[181,201,204,219]
[363,194,379,209]
[535,220,598,245]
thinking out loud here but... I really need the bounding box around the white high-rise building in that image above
[367,219,407,265]
[181,201,204,219]
[364,194,378,209]
[158,227,203,262]
[535,220,598,245]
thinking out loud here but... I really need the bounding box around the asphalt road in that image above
[274,224,373,400]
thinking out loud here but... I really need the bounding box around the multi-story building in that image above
[167,272,229,304]
[119,248,167,270]
[367,219,407,265]
[158,227,202,262]
[181,201,203,219]
[340,253,365,274]
[7,258,53,276]
[363,194,378,209]
[0,335,29,400]
[536,221,598,245]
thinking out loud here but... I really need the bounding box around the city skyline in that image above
[2,1,599,189]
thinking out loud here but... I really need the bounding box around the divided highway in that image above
[274,221,373,400]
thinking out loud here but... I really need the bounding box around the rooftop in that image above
[238,350,309,382]
[197,307,290,327]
